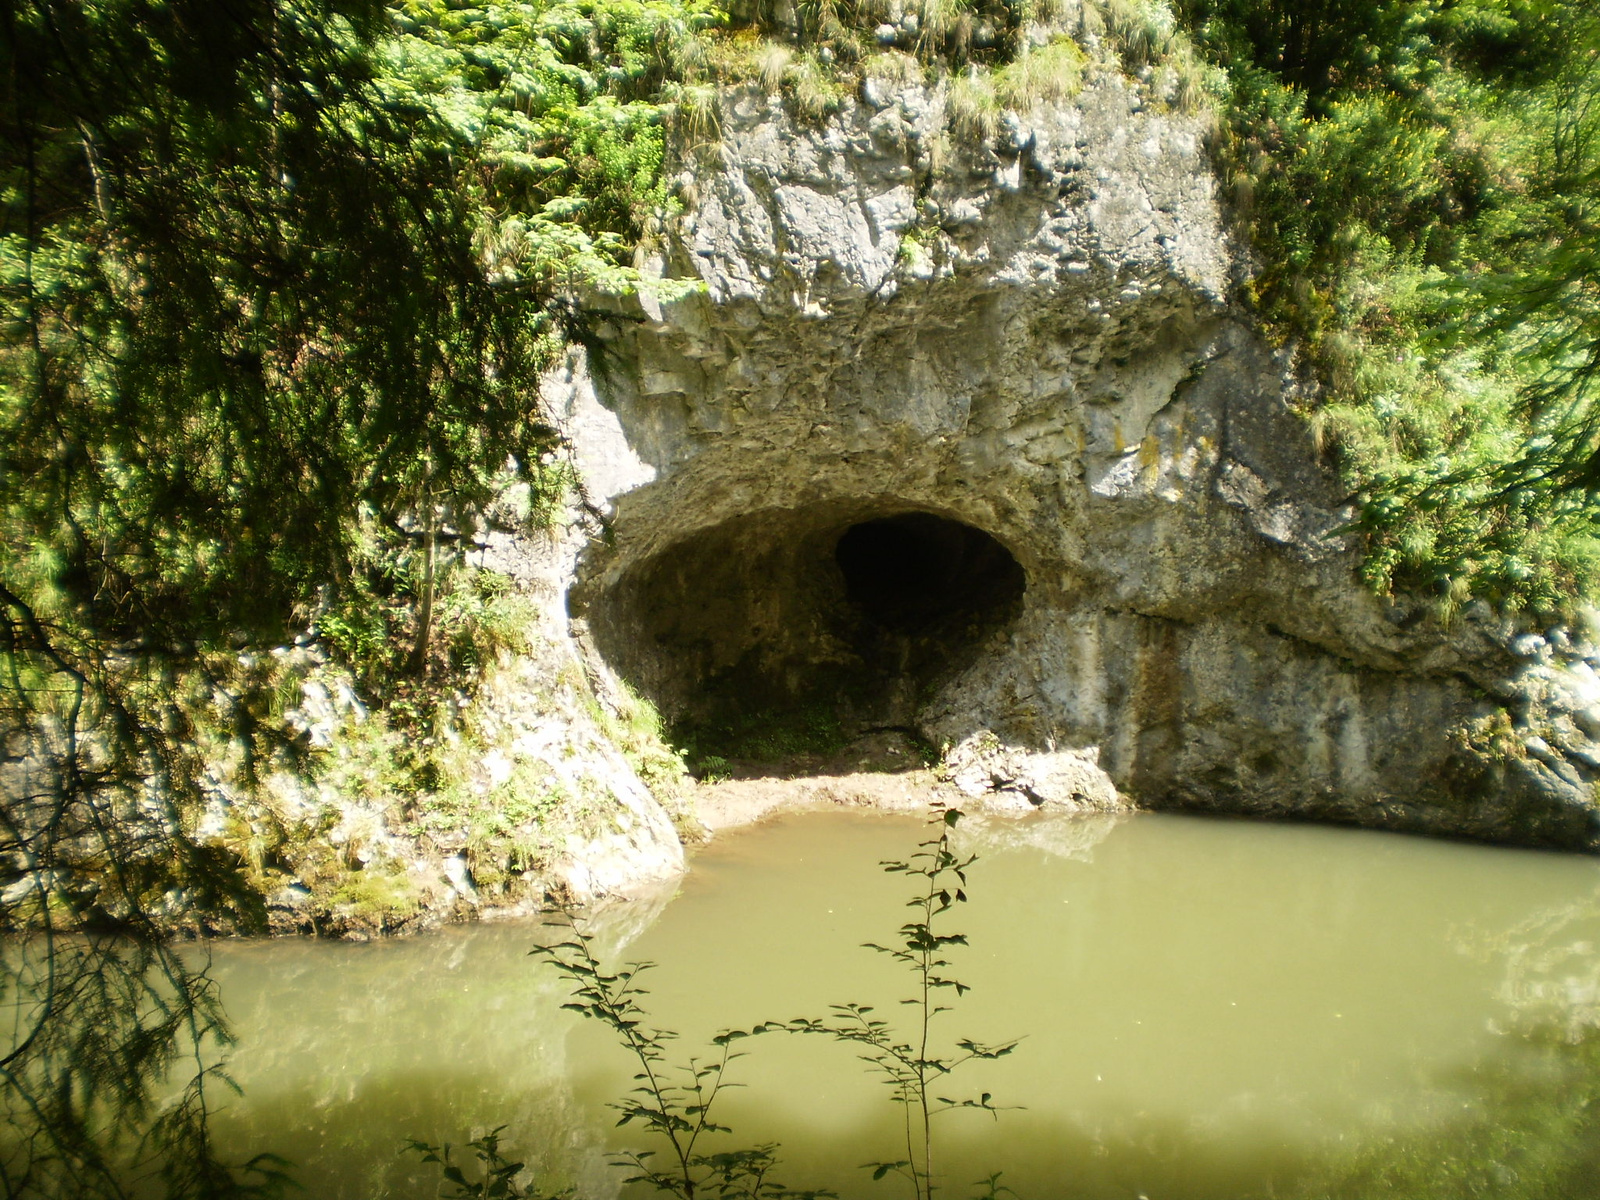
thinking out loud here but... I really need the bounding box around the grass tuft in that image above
[758,43,793,93]
[785,52,849,121]
[947,69,1000,141]
[995,37,1088,108]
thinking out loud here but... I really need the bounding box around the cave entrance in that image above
[581,506,1026,772]
[835,513,1027,637]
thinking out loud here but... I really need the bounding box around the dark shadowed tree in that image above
[0,1,560,1194]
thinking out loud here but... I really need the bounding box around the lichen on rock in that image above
[217,29,1600,930]
[546,64,1600,852]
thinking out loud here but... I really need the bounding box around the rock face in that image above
[467,511,690,903]
[204,506,690,937]
[556,70,1600,851]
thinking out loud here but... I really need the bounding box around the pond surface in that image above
[204,810,1600,1199]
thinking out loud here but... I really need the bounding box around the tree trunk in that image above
[408,499,436,678]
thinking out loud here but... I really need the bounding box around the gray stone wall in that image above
[554,73,1600,850]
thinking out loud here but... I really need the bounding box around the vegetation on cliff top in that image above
[4,0,1600,1194]
[1178,0,1600,612]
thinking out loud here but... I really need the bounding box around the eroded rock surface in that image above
[198,506,690,937]
[554,71,1600,852]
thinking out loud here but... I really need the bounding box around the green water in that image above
[204,811,1600,1199]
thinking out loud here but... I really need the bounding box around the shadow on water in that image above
[204,1037,1600,1200]
[1288,1036,1600,1200]
[198,811,1600,1200]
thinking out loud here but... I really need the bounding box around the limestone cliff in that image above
[545,69,1600,852]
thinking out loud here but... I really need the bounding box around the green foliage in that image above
[348,711,563,891]
[938,28,1092,137]
[766,808,1017,1200]
[784,51,851,120]
[527,924,832,1199]
[992,37,1088,108]
[586,682,697,827]
[695,754,734,782]
[407,1128,562,1200]
[1182,0,1600,610]
[947,71,1002,141]
[673,700,851,768]
[387,0,725,290]
[319,605,397,679]
[1176,0,1446,110]
[327,863,425,928]
[1436,60,1600,493]
[1,1,561,659]
[1087,0,1180,70]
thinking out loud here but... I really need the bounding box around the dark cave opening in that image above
[835,513,1027,636]
[581,505,1026,767]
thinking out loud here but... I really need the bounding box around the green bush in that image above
[1189,0,1600,613]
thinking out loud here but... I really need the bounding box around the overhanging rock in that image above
[553,74,1600,851]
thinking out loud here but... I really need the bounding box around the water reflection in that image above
[1473,881,1600,1041]
[951,809,1124,863]
[204,883,675,1199]
[203,811,1600,1199]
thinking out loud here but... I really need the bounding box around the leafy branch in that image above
[762,808,1020,1200]
[528,921,831,1200]
[406,1127,563,1200]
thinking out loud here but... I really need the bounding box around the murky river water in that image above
[204,810,1600,1198]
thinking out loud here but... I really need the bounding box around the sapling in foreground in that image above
[764,807,1020,1200]
[415,807,1018,1199]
